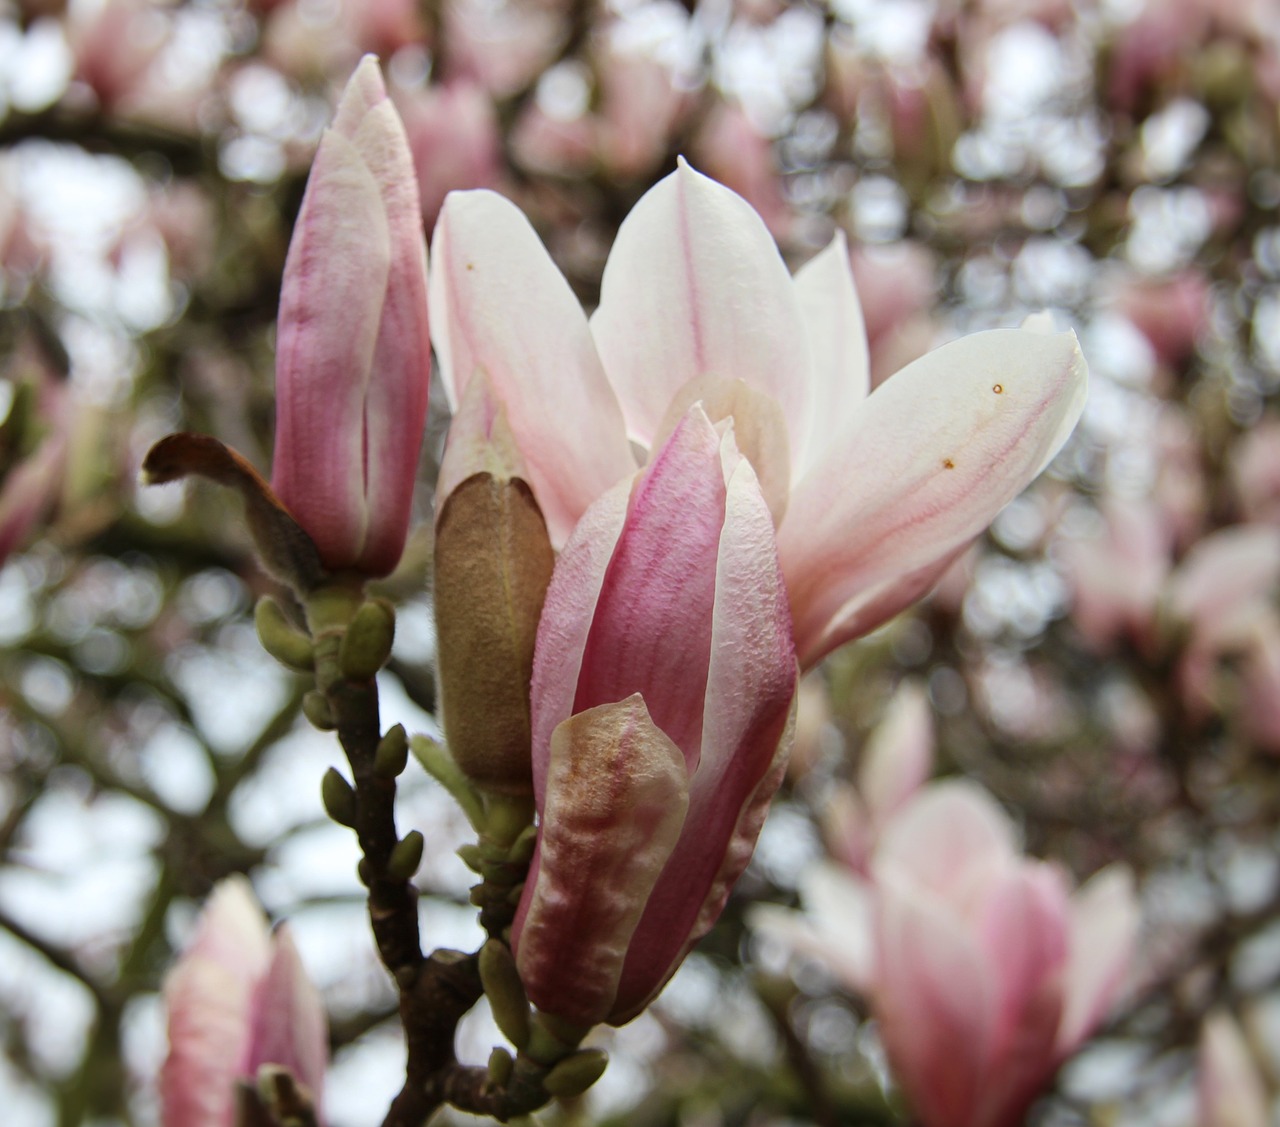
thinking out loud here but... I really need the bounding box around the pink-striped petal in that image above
[246,925,328,1112]
[428,189,634,546]
[590,159,812,455]
[571,408,728,769]
[875,877,996,1127]
[1056,865,1139,1054]
[793,230,869,474]
[874,780,1017,905]
[528,477,631,805]
[780,326,1087,669]
[513,696,689,1027]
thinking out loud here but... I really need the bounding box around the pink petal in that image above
[528,478,631,805]
[571,408,727,769]
[1056,865,1139,1054]
[1199,1010,1270,1127]
[433,368,531,514]
[590,159,811,455]
[874,780,1017,905]
[605,446,797,1021]
[272,58,430,577]
[0,429,67,563]
[874,877,996,1127]
[428,188,634,546]
[160,878,273,1127]
[793,230,869,474]
[858,679,934,825]
[780,326,1088,669]
[246,926,329,1113]
[513,696,689,1027]
[972,866,1070,1127]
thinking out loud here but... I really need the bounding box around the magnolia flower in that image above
[271,55,431,578]
[760,781,1139,1127]
[511,406,797,1027]
[161,877,328,1127]
[429,160,1087,670]
[143,57,431,588]
[1199,1009,1271,1127]
[870,783,1137,1127]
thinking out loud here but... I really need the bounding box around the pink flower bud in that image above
[161,878,328,1127]
[271,56,431,578]
[511,407,798,1027]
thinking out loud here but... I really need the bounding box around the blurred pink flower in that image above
[1199,1010,1270,1127]
[596,34,690,179]
[871,783,1138,1127]
[397,81,503,226]
[849,241,939,387]
[0,425,68,564]
[1060,496,1171,653]
[690,102,791,239]
[68,0,169,109]
[1231,416,1280,524]
[1165,523,1280,717]
[430,162,1088,669]
[161,877,327,1127]
[271,56,431,578]
[442,0,566,97]
[511,405,797,1027]
[1113,269,1211,369]
[1240,619,1280,753]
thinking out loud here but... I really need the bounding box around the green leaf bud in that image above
[321,767,358,828]
[338,598,396,681]
[374,724,409,778]
[387,830,424,882]
[254,597,315,671]
[302,691,335,731]
[487,1047,514,1087]
[541,1049,608,1098]
[479,939,531,1051]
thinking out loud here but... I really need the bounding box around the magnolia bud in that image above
[387,830,424,881]
[374,724,410,778]
[339,598,396,681]
[479,938,531,1051]
[254,597,315,672]
[321,767,358,827]
[434,471,553,795]
[542,1049,609,1098]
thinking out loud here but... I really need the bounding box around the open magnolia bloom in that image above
[429,158,1088,669]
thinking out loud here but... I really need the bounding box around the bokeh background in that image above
[3,0,1280,1123]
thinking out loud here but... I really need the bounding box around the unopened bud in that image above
[303,691,335,731]
[387,830,424,882]
[507,824,538,866]
[374,725,409,778]
[542,1049,608,1098]
[434,471,553,796]
[339,598,396,681]
[321,767,358,827]
[457,844,485,872]
[487,1046,514,1087]
[479,939,531,1051]
[254,597,315,671]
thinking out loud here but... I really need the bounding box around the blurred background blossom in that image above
[3,0,1280,1124]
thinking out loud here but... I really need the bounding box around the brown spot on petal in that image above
[943,458,955,469]
[992,384,1004,394]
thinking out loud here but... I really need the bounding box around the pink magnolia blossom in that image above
[397,81,502,227]
[271,56,431,578]
[870,783,1137,1127]
[429,160,1088,670]
[689,102,791,238]
[68,0,169,110]
[161,877,328,1127]
[511,406,797,1027]
[1199,1010,1271,1127]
